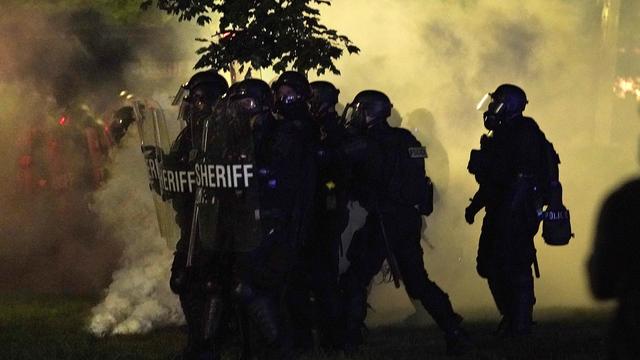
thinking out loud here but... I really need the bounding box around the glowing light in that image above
[119,90,127,97]
[58,116,67,126]
[476,93,490,110]
[613,77,640,101]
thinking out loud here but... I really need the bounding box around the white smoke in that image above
[88,130,183,336]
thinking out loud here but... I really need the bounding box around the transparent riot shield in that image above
[195,102,264,254]
[133,99,183,249]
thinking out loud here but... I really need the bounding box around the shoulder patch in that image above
[408,146,427,158]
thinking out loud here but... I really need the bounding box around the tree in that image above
[141,0,360,75]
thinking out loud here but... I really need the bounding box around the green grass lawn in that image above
[0,293,613,360]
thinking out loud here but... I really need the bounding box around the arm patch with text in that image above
[408,146,427,158]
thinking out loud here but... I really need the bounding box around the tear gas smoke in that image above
[88,132,183,336]
[0,3,193,323]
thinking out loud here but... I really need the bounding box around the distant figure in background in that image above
[402,109,449,201]
[589,160,640,357]
[401,109,455,325]
[387,107,403,128]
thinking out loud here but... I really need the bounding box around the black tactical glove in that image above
[464,206,475,224]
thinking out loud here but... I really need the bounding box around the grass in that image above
[0,293,613,360]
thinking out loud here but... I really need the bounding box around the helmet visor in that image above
[342,102,366,129]
[476,93,504,115]
[172,85,188,106]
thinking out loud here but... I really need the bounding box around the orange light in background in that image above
[613,77,640,101]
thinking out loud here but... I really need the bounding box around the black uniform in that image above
[312,110,350,348]
[268,72,322,352]
[339,90,467,355]
[589,179,640,359]
[167,71,229,360]
[467,115,547,335]
[288,108,349,350]
[169,126,222,358]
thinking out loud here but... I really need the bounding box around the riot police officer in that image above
[466,84,555,336]
[339,90,469,355]
[285,80,349,351]
[167,70,229,359]
[270,71,321,351]
[195,78,300,360]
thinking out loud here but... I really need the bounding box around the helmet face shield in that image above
[235,97,258,112]
[476,93,504,115]
[476,93,491,112]
[342,102,366,130]
[177,100,191,124]
[172,85,188,106]
[477,92,506,131]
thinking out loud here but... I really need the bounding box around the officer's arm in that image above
[588,193,621,300]
[468,186,487,214]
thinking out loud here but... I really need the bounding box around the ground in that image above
[0,293,612,360]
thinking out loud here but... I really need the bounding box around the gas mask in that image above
[274,84,308,118]
[310,100,334,122]
[477,93,506,131]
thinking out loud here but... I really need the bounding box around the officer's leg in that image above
[235,231,295,360]
[390,211,469,355]
[177,291,205,358]
[310,213,343,350]
[171,238,208,358]
[477,212,513,332]
[508,265,535,335]
[487,272,511,333]
[339,216,386,350]
[285,244,314,351]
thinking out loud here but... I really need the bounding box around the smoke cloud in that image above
[88,132,183,336]
[0,3,195,300]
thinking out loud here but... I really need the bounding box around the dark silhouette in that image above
[589,177,640,359]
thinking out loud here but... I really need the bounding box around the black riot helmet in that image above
[109,106,135,144]
[230,78,274,115]
[343,90,393,130]
[310,81,340,118]
[478,83,528,130]
[186,71,229,112]
[272,71,311,115]
[176,71,229,124]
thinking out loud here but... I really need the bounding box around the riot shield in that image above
[133,99,183,249]
[195,102,265,253]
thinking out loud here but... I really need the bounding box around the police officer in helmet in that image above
[467,83,557,337]
[340,90,470,355]
[201,77,298,359]
[168,70,229,360]
[285,80,348,351]
[270,71,322,351]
